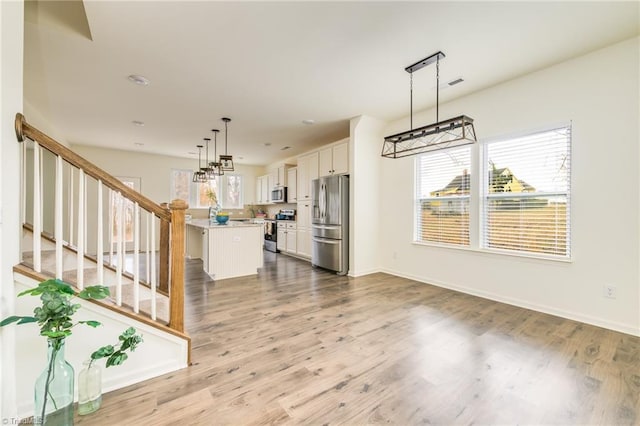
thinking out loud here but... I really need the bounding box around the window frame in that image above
[413,123,572,262]
[414,146,472,247]
[170,170,244,210]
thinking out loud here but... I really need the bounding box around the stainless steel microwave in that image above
[271,186,287,203]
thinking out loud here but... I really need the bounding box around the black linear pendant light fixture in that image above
[209,129,224,176]
[381,51,477,159]
[219,117,234,171]
[192,145,209,182]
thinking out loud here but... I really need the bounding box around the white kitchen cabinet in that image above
[267,170,277,203]
[296,201,312,258]
[255,176,263,203]
[277,223,286,251]
[287,168,297,203]
[260,174,270,203]
[285,223,297,253]
[256,175,268,204]
[276,165,291,186]
[297,201,311,228]
[277,221,297,254]
[319,140,349,177]
[296,228,311,258]
[297,152,318,201]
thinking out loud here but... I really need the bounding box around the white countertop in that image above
[187,218,264,229]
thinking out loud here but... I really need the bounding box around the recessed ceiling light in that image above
[448,77,464,86]
[263,142,272,147]
[132,120,145,126]
[302,119,315,125]
[128,74,150,86]
[281,146,290,151]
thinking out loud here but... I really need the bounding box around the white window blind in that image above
[415,146,471,246]
[483,126,571,257]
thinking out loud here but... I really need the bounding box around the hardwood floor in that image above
[75,251,639,425]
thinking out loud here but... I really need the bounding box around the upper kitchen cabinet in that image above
[276,165,291,187]
[287,167,298,203]
[297,152,318,201]
[318,139,349,177]
[255,174,271,204]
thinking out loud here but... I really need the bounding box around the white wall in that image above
[379,37,640,336]
[72,145,263,208]
[0,0,24,420]
[349,116,385,276]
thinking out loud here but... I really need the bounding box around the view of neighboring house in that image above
[427,167,536,214]
[430,167,535,198]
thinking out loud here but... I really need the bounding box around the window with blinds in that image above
[415,146,471,246]
[482,126,571,257]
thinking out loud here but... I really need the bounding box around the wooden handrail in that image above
[15,113,170,221]
[168,199,187,332]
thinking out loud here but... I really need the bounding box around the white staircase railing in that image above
[15,113,188,333]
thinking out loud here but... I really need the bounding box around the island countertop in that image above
[187,219,264,229]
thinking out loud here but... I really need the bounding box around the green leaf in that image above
[0,316,37,326]
[106,352,128,367]
[79,320,102,328]
[91,345,115,360]
[78,286,110,300]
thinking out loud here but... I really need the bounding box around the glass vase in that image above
[34,339,74,426]
[77,360,102,415]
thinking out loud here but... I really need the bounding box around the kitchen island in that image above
[186,219,264,280]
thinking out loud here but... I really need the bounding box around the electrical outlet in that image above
[603,284,617,299]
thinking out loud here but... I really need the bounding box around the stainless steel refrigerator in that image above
[311,175,349,275]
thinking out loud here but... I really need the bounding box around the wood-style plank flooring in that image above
[76,251,640,425]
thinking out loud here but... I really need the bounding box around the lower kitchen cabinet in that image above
[277,224,286,252]
[296,228,311,258]
[285,223,297,253]
[277,222,298,254]
[188,221,263,280]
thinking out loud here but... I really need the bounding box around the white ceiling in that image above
[24,1,639,166]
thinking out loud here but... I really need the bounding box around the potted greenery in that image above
[0,279,109,425]
[77,327,143,415]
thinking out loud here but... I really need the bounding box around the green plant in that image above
[0,279,110,423]
[89,327,143,368]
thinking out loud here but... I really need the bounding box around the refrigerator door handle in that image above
[320,183,326,220]
[312,237,340,245]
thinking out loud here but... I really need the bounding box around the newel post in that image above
[159,203,170,293]
[168,199,188,332]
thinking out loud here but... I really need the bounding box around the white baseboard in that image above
[380,267,640,337]
[348,267,382,277]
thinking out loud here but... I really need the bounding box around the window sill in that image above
[411,241,573,263]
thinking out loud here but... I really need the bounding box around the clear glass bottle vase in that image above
[77,360,102,415]
[34,339,74,425]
